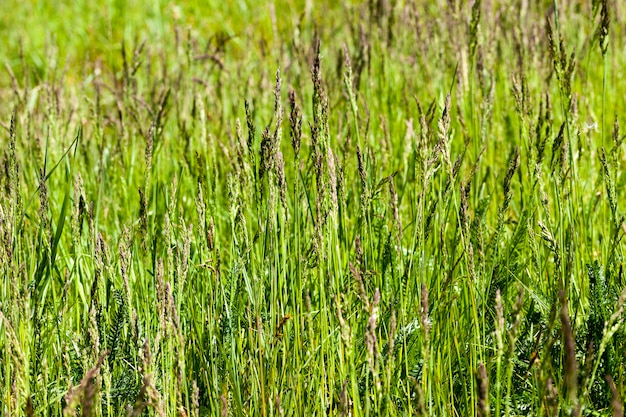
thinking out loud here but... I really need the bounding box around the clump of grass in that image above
[1,1,626,416]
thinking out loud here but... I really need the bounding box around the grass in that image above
[1,0,626,415]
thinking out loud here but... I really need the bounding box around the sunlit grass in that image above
[1,1,626,416]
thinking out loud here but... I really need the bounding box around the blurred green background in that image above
[0,0,322,84]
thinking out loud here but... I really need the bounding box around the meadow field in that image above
[1,0,625,415]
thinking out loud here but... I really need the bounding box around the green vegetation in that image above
[1,0,626,415]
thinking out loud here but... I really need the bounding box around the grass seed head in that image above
[477,362,489,417]
[288,88,302,158]
[599,0,610,56]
